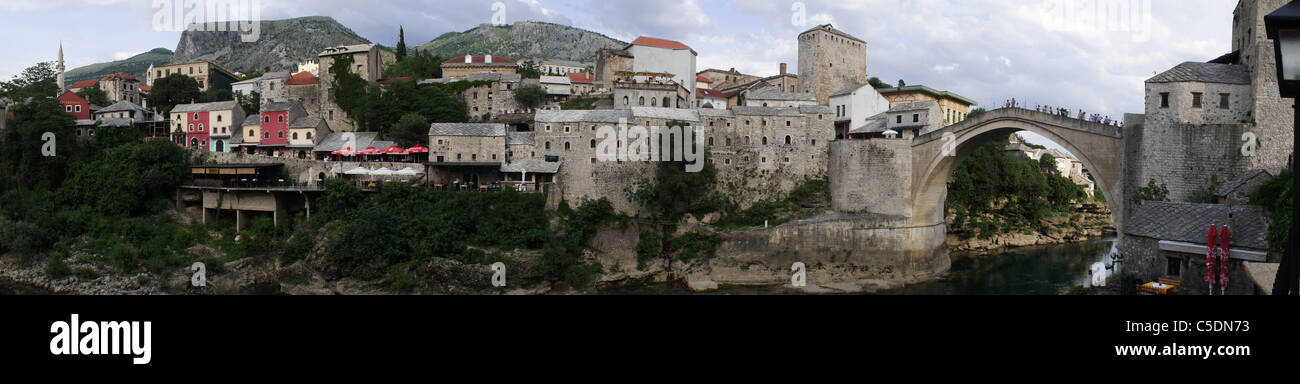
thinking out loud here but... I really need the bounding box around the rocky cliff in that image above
[172,16,372,73]
[414,21,625,62]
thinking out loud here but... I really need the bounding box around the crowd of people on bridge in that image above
[1001,98,1123,127]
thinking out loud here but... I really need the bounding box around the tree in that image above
[514,84,546,110]
[897,79,906,87]
[391,113,428,147]
[236,90,261,116]
[330,55,373,129]
[199,88,234,103]
[0,62,76,190]
[396,26,408,61]
[383,50,443,79]
[240,69,264,81]
[75,86,110,106]
[518,59,542,79]
[868,77,890,89]
[146,73,201,115]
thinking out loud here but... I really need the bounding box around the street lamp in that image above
[1266,0,1300,295]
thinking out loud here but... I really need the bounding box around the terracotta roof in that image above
[697,88,727,99]
[285,71,318,86]
[102,72,137,82]
[631,36,692,51]
[443,55,516,65]
[696,75,712,83]
[69,79,99,88]
[139,85,152,92]
[567,72,594,84]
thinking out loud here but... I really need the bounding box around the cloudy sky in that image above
[2,0,1238,148]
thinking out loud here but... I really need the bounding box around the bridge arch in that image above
[910,108,1124,231]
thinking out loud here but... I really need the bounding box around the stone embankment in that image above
[946,201,1115,255]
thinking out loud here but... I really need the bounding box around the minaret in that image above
[56,42,66,92]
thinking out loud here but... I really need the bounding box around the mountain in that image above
[64,48,174,84]
[413,21,626,63]
[172,16,375,74]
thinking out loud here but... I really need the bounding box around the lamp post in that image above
[1266,0,1300,295]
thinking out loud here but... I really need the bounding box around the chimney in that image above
[780,63,787,76]
[465,55,472,63]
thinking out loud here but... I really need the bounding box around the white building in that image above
[539,75,572,96]
[830,83,891,138]
[626,37,698,108]
[232,76,261,98]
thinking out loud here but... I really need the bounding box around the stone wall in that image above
[1118,235,1258,295]
[1239,0,1295,175]
[1144,82,1253,126]
[1129,121,1248,202]
[829,139,912,216]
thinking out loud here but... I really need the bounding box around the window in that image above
[639,97,645,106]
[65,105,72,112]
[1166,257,1181,277]
[1160,93,1170,108]
[786,120,791,127]
[762,137,768,145]
[193,113,199,120]
[1192,92,1203,108]
[1220,93,1230,109]
[590,139,596,148]
[293,132,299,140]
[199,124,204,131]
[278,132,284,138]
[785,136,792,145]
[472,154,477,160]
[651,98,657,107]
[278,115,285,123]
[896,115,903,124]
[564,142,571,151]
[249,130,254,137]
[707,137,714,146]
[307,132,312,140]
[264,116,270,123]
[264,132,269,138]
[663,97,670,107]
[913,114,919,123]
[545,142,551,150]
[217,115,222,122]
[623,96,629,105]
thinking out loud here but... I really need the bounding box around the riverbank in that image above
[946,200,1114,255]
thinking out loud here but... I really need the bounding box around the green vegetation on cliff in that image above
[946,134,1089,239]
[1251,168,1292,250]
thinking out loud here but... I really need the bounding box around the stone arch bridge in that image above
[909,107,1125,229]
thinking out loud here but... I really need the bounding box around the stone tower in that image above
[1233,0,1295,174]
[56,42,65,92]
[797,24,868,106]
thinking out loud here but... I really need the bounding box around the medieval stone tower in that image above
[1233,0,1295,174]
[798,24,868,106]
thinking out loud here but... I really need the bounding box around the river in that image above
[598,237,1120,295]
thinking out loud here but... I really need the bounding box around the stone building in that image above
[441,55,518,78]
[231,76,260,99]
[883,101,945,138]
[257,72,292,104]
[696,88,728,109]
[593,48,634,90]
[1135,61,1253,202]
[876,85,977,126]
[146,61,239,92]
[286,116,329,159]
[284,71,322,118]
[798,24,867,106]
[613,80,681,109]
[318,44,381,132]
[1230,0,1294,175]
[697,68,761,92]
[99,73,143,105]
[427,123,508,185]
[421,72,524,118]
[567,73,594,96]
[743,85,817,108]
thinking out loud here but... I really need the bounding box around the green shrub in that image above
[73,267,99,280]
[387,264,416,293]
[1251,168,1292,250]
[46,254,71,279]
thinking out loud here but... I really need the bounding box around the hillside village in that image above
[7,0,1295,296]
[43,22,1103,216]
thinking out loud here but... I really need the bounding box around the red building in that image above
[58,91,92,120]
[257,101,305,153]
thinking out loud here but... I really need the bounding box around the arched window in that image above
[190,138,199,148]
[762,137,767,145]
[707,137,714,146]
[263,132,269,139]
[278,132,284,138]
[623,96,629,105]
[248,130,254,137]
[217,115,222,122]
[564,142,571,151]
[545,142,551,150]
[785,136,792,145]
[292,132,299,140]
[264,116,270,123]
[590,139,596,148]
[307,132,313,140]
[278,115,284,123]
[651,98,657,107]
[639,97,645,106]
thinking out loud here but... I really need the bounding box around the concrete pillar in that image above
[304,195,311,221]
[235,210,247,233]
[202,207,210,225]
[273,194,286,228]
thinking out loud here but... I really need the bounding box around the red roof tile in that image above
[696,75,712,83]
[102,72,136,82]
[567,73,594,84]
[444,55,516,65]
[631,36,692,51]
[69,79,99,88]
[697,88,727,98]
[285,71,319,85]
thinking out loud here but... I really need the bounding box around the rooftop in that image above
[97,100,147,114]
[428,123,506,137]
[629,36,693,51]
[800,24,866,44]
[501,158,561,174]
[285,71,319,85]
[319,44,375,57]
[631,107,700,122]
[746,85,816,101]
[535,109,630,123]
[877,85,978,106]
[172,100,240,113]
[567,73,594,84]
[731,106,805,117]
[1125,201,1270,250]
[443,55,517,65]
[887,100,940,113]
[315,132,380,152]
[1146,61,1251,85]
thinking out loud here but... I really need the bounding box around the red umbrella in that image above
[358,146,380,155]
[406,145,429,153]
[381,145,408,155]
[332,146,355,156]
